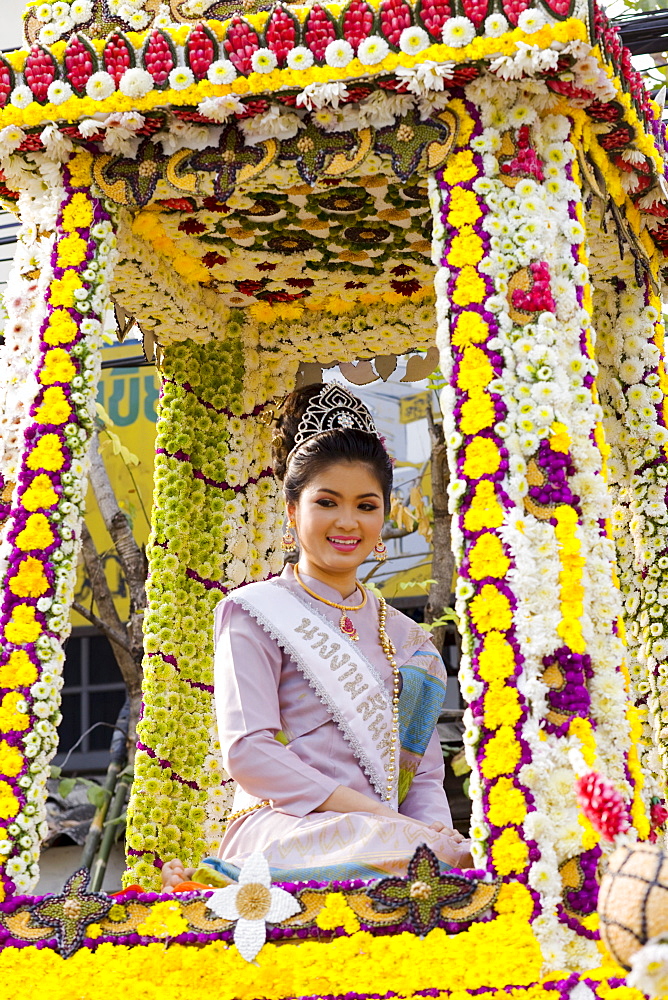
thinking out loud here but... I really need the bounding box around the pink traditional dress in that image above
[203,564,467,882]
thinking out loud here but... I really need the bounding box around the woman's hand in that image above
[161,858,195,891]
[427,820,465,840]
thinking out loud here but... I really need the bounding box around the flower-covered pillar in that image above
[591,240,668,825]
[430,84,647,970]
[0,150,117,896]
[125,324,293,887]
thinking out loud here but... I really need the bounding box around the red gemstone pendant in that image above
[340,615,359,641]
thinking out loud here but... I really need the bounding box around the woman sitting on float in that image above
[163,382,471,888]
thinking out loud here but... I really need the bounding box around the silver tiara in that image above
[288,383,380,461]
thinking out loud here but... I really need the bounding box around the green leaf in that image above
[50,765,62,780]
[87,786,111,810]
[58,778,77,798]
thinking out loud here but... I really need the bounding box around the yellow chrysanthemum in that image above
[463,481,504,533]
[0,692,30,733]
[62,192,94,232]
[452,311,489,348]
[4,605,41,645]
[469,585,512,634]
[0,740,24,778]
[484,682,522,731]
[481,725,522,780]
[491,827,529,877]
[487,777,527,827]
[68,151,94,188]
[468,533,510,581]
[44,308,78,345]
[460,390,495,436]
[0,780,20,821]
[463,437,501,480]
[48,270,83,309]
[452,265,486,306]
[441,150,478,186]
[478,631,516,682]
[56,233,88,268]
[26,434,65,474]
[447,187,482,229]
[8,557,49,599]
[15,512,56,550]
[447,225,484,269]
[456,346,494,392]
[0,650,38,689]
[34,386,72,425]
[39,348,77,386]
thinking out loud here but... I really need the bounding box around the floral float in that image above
[0,0,667,995]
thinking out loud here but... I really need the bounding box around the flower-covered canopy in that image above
[0,0,667,985]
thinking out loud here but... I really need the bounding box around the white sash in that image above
[228,580,396,805]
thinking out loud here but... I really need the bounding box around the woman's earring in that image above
[373,535,387,562]
[282,520,297,553]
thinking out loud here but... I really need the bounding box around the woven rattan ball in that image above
[598,842,668,969]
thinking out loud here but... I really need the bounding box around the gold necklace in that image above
[378,594,400,803]
[293,564,368,641]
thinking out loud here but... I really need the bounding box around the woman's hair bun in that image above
[271,384,324,482]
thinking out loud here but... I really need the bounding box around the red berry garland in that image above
[575,772,630,842]
[223,16,261,76]
[0,59,14,110]
[379,0,413,48]
[342,0,375,50]
[264,5,299,67]
[501,0,532,26]
[103,32,135,85]
[143,29,176,88]
[416,0,452,39]
[64,34,97,97]
[24,44,58,104]
[304,5,338,62]
[187,23,217,80]
[461,0,491,27]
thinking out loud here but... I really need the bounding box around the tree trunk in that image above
[81,434,147,763]
[424,404,455,657]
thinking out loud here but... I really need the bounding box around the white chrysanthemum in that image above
[126,10,151,28]
[251,48,278,73]
[86,71,116,100]
[399,25,429,54]
[10,86,33,110]
[441,16,476,48]
[119,67,154,97]
[484,13,508,36]
[36,3,53,20]
[628,940,668,998]
[198,94,245,121]
[357,35,389,65]
[168,66,195,90]
[39,24,61,44]
[286,46,314,70]
[325,38,354,68]
[47,80,74,104]
[207,59,237,85]
[70,0,93,22]
[0,125,26,154]
[518,8,547,33]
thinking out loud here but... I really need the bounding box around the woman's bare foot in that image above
[161,858,195,891]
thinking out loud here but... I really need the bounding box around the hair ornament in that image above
[288,382,380,462]
[258,397,287,427]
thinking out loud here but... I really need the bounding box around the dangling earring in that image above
[282,520,297,553]
[373,535,387,562]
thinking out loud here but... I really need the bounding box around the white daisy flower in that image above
[251,48,278,74]
[286,46,314,70]
[168,66,195,90]
[85,71,116,101]
[441,16,476,48]
[399,25,429,54]
[39,24,61,44]
[208,852,301,962]
[119,67,154,97]
[11,86,33,110]
[47,80,74,104]
[484,13,508,36]
[207,59,237,84]
[0,125,26,154]
[70,0,93,22]
[126,10,150,28]
[35,3,53,21]
[518,8,547,33]
[357,35,389,65]
[325,38,354,68]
